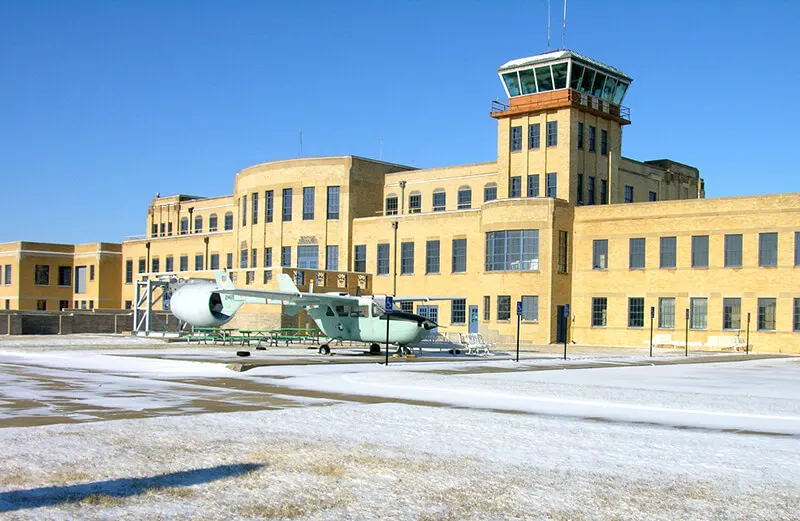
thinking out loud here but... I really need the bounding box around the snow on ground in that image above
[0,334,170,349]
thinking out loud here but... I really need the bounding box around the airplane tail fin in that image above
[277,273,299,294]
[212,270,236,290]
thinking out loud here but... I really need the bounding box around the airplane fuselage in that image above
[307,299,431,346]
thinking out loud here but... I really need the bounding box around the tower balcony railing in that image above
[490,89,631,123]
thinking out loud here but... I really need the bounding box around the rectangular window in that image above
[546,121,558,147]
[151,258,159,273]
[326,245,338,271]
[165,256,174,272]
[624,185,634,203]
[89,265,95,281]
[649,191,657,202]
[725,234,743,268]
[509,176,522,198]
[35,265,50,285]
[497,296,511,321]
[485,230,540,271]
[409,193,422,212]
[74,266,86,294]
[194,254,203,271]
[600,179,608,204]
[376,244,389,275]
[252,192,259,225]
[282,188,293,221]
[558,231,568,273]
[432,191,446,212]
[483,296,490,321]
[138,258,146,273]
[588,126,596,152]
[353,245,366,273]
[577,122,584,149]
[297,245,319,269]
[691,235,709,268]
[240,244,248,269]
[58,266,72,286]
[758,298,776,331]
[759,232,778,267]
[592,297,607,327]
[457,188,471,209]
[168,222,173,236]
[521,296,538,321]
[180,256,188,272]
[281,246,291,267]
[576,174,583,204]
[264,247,273,268]
[723,298,741,330]
[587,176,595,205]
[628,297,645,328]
[528,123,540,150]
[483,186,497,203]
[226,253,233,270]
[37,300,46,311]
[593,239,608,270]
[302,187,315,220]
[327,186,340,220]
[400,301,413,313]
[210,254,219,270]
[401,242,415,274]
[426,240,440,274]
[660,237,676,269]
[794,298,800,332]
[601,129,608,155]
[151,223,157,237]
[545,173,557,198]
[629,238,646,269]
[263,270,272,283]
[690,297,708,330]
[4,299,9,310]
[510,126,522,151]
[659,297,675,329]
[125,260,133,283]
[58,300,69,311]
[527,175,540,197]
[241,194,247,227]
[795,232,800,267]
[266,190,274,222]
[251,248,258,268]
[224,213,233,230]
[451,299,466,324]
[385,196,398,215]
[452,239,467,273]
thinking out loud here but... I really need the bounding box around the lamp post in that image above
[391,221,399,296]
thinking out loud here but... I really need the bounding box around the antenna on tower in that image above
[546,0,551,51]
[299,128,303,157]
[561,0,567,49]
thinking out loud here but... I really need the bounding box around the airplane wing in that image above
[215,288,360,307]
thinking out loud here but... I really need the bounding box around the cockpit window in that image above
[335,304,351,317]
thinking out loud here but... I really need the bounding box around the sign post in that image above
[384,296,393,366]
[649,306,655,357]
[685,308,689,357]
[515,301,522,362]
[563,304,570,361]
[746,312,751,355]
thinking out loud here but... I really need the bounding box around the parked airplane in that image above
[169,270,446,354]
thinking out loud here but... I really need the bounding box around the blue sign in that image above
[516,301,523,316]
[385,296,394,313]
[564,304,570,317]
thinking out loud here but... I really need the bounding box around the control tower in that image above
[490,50,632,205]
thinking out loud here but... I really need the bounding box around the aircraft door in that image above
[468,305,479,334]
[417,305,439,337]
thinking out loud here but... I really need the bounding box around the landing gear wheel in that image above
[369,343,381,355]
[319,344,331,355]
[399,346,412,356]
[236,351,251,357]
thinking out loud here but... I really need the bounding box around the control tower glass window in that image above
[551,63,567,89]
[502,73,521,96]
[579,68,595,93]
[613,83,629,105]
[519,69,536,95]
[602,77,617,102]
[591,73,606,98]
[570,63,585,90]
[535,66,553,92]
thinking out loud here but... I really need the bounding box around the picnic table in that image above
[186,327,236,345]
[237,329,274,348]
[265,328,322,346]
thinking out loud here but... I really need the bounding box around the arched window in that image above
[408,191,422,213]
[180,217,189,235]
[224,212,234,230]
[194,215,203,233]
[457,186,472,209]
[432,189,446,212]
[385,193,398,216]
[483,183,498,202]
[208,214,218,232]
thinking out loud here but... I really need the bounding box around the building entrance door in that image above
[556,305,566,343]
[468,305,479,333]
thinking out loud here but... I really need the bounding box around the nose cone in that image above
[422,319,438,330]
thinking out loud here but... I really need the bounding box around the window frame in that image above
[759,232,778,267]
[723,297,741,331]
[592,297,607,327]
[282,188,293,222]
[432,190,446,212]
[691,235,709,268]
[757,298,776,331]
[658,297,675,329]
[425,240,440,274]
[628,297,645,328]
[546,121,558,147]
[326,186,339,220]
[451,299,466,325]
[690,297,708,330]
[376,243,389,275]
[400,242,414,275]
[521,295,539,322]
[457,187,472,209]
[451,238,467,273]
[302,187,315,220]
[724,234,743,268]
[497,295,511,321]
[510,126,522,152]
[528,123,540,150]
[660,236,676,269]
[353,245,367,273]
[485,230,540,272]
[593,239,608,270]
[629,238,646,269]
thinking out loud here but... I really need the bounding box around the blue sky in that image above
[1,0,798,244]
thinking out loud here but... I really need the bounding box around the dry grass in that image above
[145,486,196,499]
[75,493,123,507]
[234,492,353,519]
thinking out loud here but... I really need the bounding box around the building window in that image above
[510,126,522,152]
[432,190,446,212]
[483,184,497,202]
[757,298,776,331]
[592,298,607,327]
[240,241,248,269]
[577,122,584,149]
[302,187,315,220]
[485,230,539,271]
[327,186,339,220]
[243,271,254,285]
[241,195,247,227]
[528,123,540,150]
[451,299,466,324]
[58,299,69,310]
[452,239,467,273]
[138,258,146,274]
[509,176,522,198]
[266,190,274,222]
[167,222,173,236]
[587,176,595,205]
[600,129,608,155]
[251,248,258,268]
[629,238,646,269]
[209,254,219,270]
[265,247,273,268]
[124,300,132,310]
[545,173,557,198]
[723,298,741,330]
[659,297,675,329]
[691,235,709,268]
[759,232,778,267]
[264,270,272,283]
[282,188,293,221]
[401,242,414,274]
[193,255,202,271]
[385,195,398,216]
[180,255,188,272]
[725,234,743,268]
[125,260,133,283]
[399,302,413,313]
[159,223,166,237]
[226,253,233,270]
[648,191,657,202]
[297,246,319,269]
[795,231,800,267]
[624,185,634,203]
[281,246,291,267]
[209,214,218,232]
[36,300,47,311]
[457,186,472,209]
[497,296,511,321]
[193,215,202,233]
[426,240,440,274]
[558,231,569,273]
[546,121,558,147]
[326,245,338,271]
[588,125,596,152]
[151,223,158,237]
[1,265,8,285]
[690,298,708,330]
[794,298,800,332]
[151,258,159,273]
[180,217,189,235]
[483,296,490,321]
[224,212,233,230]
[353,245,366,273]
[521,296,538,321]
[252,192,259,225]
[628,297,645,328]
[56,266,71,286]
[376,244,389,275]
[527,175,539,197]
[660,237,677,269]
[576,174,583,204]
[165,256,174,272]
[593,239,608,270]
[402,192,419,214]
[600,179,608,204]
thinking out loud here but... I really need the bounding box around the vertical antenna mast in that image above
[562,0,567,49]
[547,0,551,51]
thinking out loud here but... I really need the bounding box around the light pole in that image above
[391,221,399,296]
